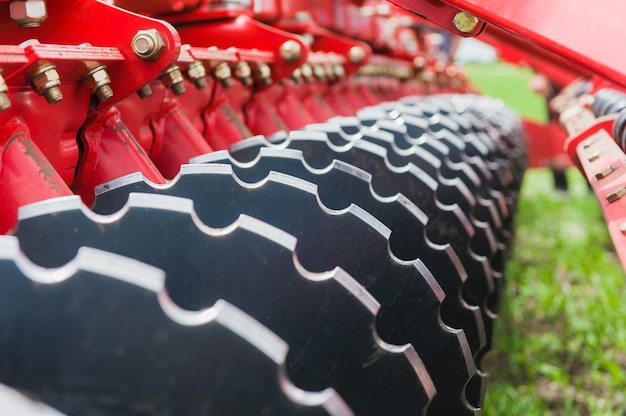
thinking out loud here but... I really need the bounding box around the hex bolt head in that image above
[595,165,617,180]
[27,63,63,104]
[313,64,326,82]
[137,84,153,99]
[413,56,426,71]
[300,64,314,83]
[606,186,626,203]
[453,11,479,34]
[81,65,113,102]
[185,60,208,90]
[132,29,166,61]
[159,66,186,96]
[10,0,47,27]
[212,62,233,88]
[291,67,303,84]
[334,64,346,80]
[279,40,302,63]
[348,46,366,64]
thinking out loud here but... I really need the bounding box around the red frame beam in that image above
[391,0,626,89]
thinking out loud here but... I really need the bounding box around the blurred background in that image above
[458,38,626,415]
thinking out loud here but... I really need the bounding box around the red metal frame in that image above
[392,0,626,89]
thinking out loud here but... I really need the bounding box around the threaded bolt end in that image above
[193,77,208,90]
[95,84,114,101]
[219,77,233,89]
[137,84,152,99]
[43,87,63,104]
[170,82,186,96]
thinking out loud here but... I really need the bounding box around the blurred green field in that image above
[465,63,626,415]
[465,61,549,123]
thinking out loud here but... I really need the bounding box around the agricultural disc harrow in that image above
[9,0,607,414]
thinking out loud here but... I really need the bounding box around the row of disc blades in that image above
[0,94,527,415]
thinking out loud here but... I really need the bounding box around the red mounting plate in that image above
[175,15,309,84]
[0,0,181,110]
[392,0,626,89]
[389,0,485,37]
[576,128,626,271]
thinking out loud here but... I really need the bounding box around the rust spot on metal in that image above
[7,132,65,194]
[219,103,252,138]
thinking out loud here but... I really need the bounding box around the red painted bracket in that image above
[389,0,485,37]
[0,0,181,109]
[391,0,626,89]
[576,128,626,271]
[176,15,309,84]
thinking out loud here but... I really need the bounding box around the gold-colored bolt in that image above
[159,66,185,96]
[606,186,626,203]
[279,40,302,63]
[81,65,113,101]
[313,64,326,82]
[233,61,253,87]
[300,63,314,83]
[132,29,166,61]
[334,64,346,80]
[291,67,303,84]
[27,62,63,104]
[324,63,337,82]
[0,72,10,112]
[253,62,272,87]
[212,62,233,88]
[185,60,208,90]
[595,165,617,180]
[137,84,153,99]
[10,0,47,28]
[348,46,366,64]
[413,56,426,71]
[453,11,479,34]
[588,152,601,162]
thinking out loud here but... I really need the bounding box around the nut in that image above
[212,62,233,88]
[233,61,252,87]
[10,0,47,27]
[185,60,208,90]
[334,64,345,80]
[313,64,326,82]
[291,67,302,84]
[159,66,185,96]
[348,46,366,64]
[253,62,272,87]
[453,11,479,34]
[279,40,302,63]
[324,63,336,82]
[132,29,166,61]
[413,56,426,71]
[27,63,63,104]
[81,65,113,101]
[300,64,313,82]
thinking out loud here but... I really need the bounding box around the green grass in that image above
[465,61,549,123]
[483,169,626,415]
